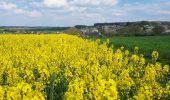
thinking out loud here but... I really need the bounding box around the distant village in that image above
[74,21,170,37]
[1,21,170,37]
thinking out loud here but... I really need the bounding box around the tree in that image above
[140,21,150,26]
[152,26,165,35]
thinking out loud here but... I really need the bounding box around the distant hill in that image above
[63,27,82,35]
[23,27,70,32]
[0,26,70,33]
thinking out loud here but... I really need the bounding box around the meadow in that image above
[94,36,170,64]
[0,34,169,100]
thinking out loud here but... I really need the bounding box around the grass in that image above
[91,36,170,64]
[0,28,5,31]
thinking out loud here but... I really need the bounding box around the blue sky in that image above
[0,0,170,26]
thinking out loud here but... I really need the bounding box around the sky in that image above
[0,0,170,26]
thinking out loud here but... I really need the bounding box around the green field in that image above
[93,36,170,64]
[0,28,5,31]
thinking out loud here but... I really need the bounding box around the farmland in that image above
[0,34,169,99]
[92,36,170,65]
[0,27,70,34]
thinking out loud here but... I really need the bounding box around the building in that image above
[80,26,100,37]
[143,25,154,35]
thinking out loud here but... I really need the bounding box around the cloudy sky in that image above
[0,0,170,26]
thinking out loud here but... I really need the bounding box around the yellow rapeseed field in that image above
[0,34,169,100]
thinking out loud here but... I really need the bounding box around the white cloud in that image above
[41,0,118,22]
[112,12,124,17]
[162,1,170,6]
[0,2,17,10]
[158,10,170,15]
[43,0,118,8]
[28,11,42,17]
[103,0,118,6]
[30,2,43,7]
[70,0,100,7]
[43,0,68,8]
[0,1,42,17]
[1,0,170,26]
[14,9,42,17]
[14,9,26,14]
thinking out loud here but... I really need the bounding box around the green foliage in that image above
[94,36,170,64]
[116,25,144,36]
[152,26,165,35]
